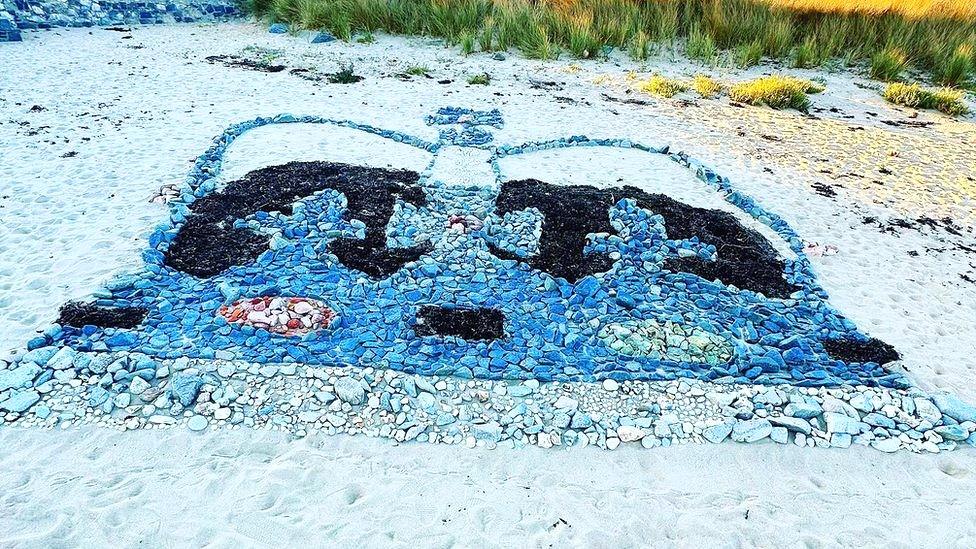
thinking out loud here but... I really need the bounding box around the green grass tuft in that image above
[628,30,650,61]
[692,74,723,98]
[934,44,974,88]
[328,63,362,83]
[735,39,764,68]
[686,24,717,64]
[883,82,969,116]
[729,75,823,111]
[870,46,908,81]
[460,31,476,55]
[636,74,688,98]
[467,72,491,85]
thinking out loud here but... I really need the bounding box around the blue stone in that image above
[311,32,335,44]
[105,332,138,347]
[0,390,40,413]
[169,374,205,406]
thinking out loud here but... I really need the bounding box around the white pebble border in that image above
[5,353,974,454]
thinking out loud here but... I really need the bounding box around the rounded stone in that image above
[187,415,209,431]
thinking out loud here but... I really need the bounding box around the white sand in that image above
[1,22,975,545]
[2,426,975,547]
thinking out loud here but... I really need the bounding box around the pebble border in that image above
[2,348,975,453]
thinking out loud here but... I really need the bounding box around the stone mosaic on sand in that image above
[2,107,973,454]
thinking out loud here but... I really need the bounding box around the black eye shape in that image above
[56,302,148,329]
[491,178,800,299]
[413,306,505,340]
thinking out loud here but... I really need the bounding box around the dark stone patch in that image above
[493,179,799,298]
[58,302,147,329]
[413,306,505,340]
[205,55,286,73]
[823,337,899,365]
[165,217,270,278]
[165,161,430,278]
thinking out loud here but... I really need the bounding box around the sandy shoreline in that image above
[2,426,975,547]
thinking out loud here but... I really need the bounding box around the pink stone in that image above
[219,296,337,336]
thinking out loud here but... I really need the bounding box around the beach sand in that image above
[1,22,975,545]
[2,426,975,547]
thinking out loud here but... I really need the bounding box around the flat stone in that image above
[914,398,943,423]
[769,415,812,435]
[931,392,976,423]
[0,390,40,413]
[731,418,772,443]
[702,421,734,443]
[417,392,437,412]
[149,415,176,425]
[187,415,209,431]
[871,438,901,453]
[862,412,896,429]
[570,412,592,429]
[114,393,131,408]
[471,421,502,443]
[46,347,77,370]
[334,377,365,405]
[824,412,864,435]
[830,433,852,448]
[770,426,789,444]
[934,424,969,441]
[617,426,645,442]
[0,363,41,391]
[169,374,205,406]
[602,379,619,391]
[784,400,822,419]
[553,396,579,410]
[848,393,874,413]
[129,376,151,395]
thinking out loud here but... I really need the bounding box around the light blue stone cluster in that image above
[426,107,504,146]
[0,0,239,42]
[32,109,907,389]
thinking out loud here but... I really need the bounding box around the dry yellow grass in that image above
[764,0,976,19]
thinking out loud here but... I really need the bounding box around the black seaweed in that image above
[823,337,900,365]
[164,161,430,278]
[413,306,505,340]
[205,55,286,73]
[493,179,799,298]
[57,302,147,329]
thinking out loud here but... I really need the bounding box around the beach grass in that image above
[728,74,824,110]
[883,82,969,114]
[249,0,976,82]
[869,46,909,81]
[636,74,689,97]
[692,74,724,97]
